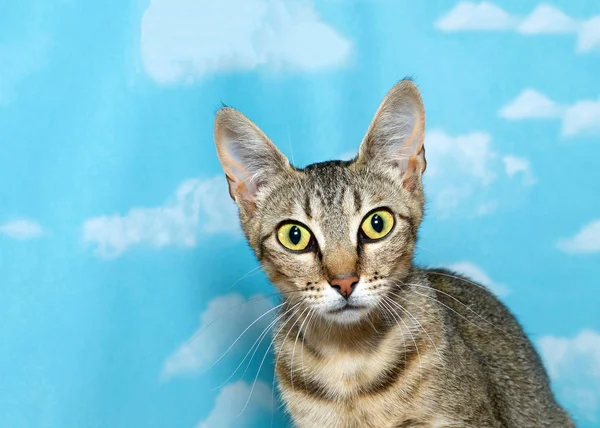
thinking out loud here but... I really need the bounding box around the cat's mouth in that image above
[329,303,367,314]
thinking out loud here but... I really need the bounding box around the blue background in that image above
[1,1,599,427]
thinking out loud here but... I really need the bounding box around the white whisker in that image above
[395,279,515,338]
[216,301,301,390]
[380,298,423,385]
[204,301,286,373]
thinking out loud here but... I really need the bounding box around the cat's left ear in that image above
[214,107,293,214]
[356,79,426,192]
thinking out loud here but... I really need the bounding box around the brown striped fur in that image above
[213,80,574,427]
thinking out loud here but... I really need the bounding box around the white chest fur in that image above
[278,330,440,427]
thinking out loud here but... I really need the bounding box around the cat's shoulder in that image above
[418,266,515,324]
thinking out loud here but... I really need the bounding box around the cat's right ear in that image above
[214,107,292,214]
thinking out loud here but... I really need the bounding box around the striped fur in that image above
[213,80,573,427]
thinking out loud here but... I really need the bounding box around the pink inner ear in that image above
[395,129,425,174]
[401,156,425,193]
[221,141,260,198]
[226,175,257,214]
[401,116,424,156]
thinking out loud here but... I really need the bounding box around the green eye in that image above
[277,223,312,251]
[360,210,395,241]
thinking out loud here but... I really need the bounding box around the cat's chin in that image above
[322,305,370,325]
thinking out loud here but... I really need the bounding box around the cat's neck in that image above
[291,306,403,355]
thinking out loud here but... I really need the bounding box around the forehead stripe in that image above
[303,193,312,219]
[353,188,362,213]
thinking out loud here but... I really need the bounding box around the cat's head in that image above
[214,80,426,325]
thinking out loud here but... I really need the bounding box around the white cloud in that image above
[434,2,515,31]
[141,0,351,84]
[556,220,600,254]
[517,4,578,34]
[539,330,600,379]
[475,201,499,216]
[499,89,563,120]
[426,130,497,184]
[502,155,536,186]
[162,293,275,380]
[500,90,600,138]
[423,130,534,216]
[446,261,510,297]
[0,219,44,240]
[82,176,239,258]
[435,3,600,53]
[196,381,273,428]
[538,330,600,422]
[433,186,473,215]
[577,16,600,53]
[345,130,532,217]
[424,130,502,216]
[562,97,600,137]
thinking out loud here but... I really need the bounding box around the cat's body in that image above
[213,80,574,427]
[275,263,570,428]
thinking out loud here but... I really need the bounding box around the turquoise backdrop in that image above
[1,1,599,427]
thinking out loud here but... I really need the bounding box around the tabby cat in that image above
[213,80,574,427]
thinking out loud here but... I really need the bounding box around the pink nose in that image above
[330,275,360,299]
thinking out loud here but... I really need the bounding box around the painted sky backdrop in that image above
[1,0,599,427]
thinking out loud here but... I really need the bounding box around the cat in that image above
[212,79,574,427]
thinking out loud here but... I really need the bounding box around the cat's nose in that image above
[330,274,360,299]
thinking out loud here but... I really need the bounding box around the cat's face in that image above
[214,80,426,325]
